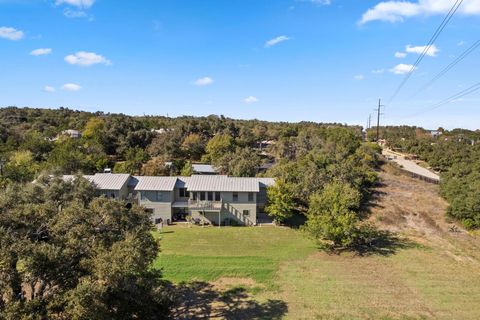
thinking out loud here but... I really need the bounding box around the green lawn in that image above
[153,225,480,319]
[153,225,316,285]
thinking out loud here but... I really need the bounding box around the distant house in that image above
[192,164,217,175]
[150,128,173,135]
[429,130,443,138]
[62,173,275,226]
[61,129,82,139]
[165,162,218,175]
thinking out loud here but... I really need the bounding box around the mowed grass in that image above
[273,245,480,320]
[152,225,316,285]
[153,225,480,319]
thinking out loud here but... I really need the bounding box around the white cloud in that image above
[194,77,214,86]
[30,48,52,56]
[372,68,385,74]
[55,0,95,8]
[0,26,24,41]
[62,83,81,91]
[64,51,111,66]
[390,63,417,74]
[395,51,407,58]
[43,86,56,93]
[354,74,365,80]
[405,44,439,56]
[63,9,88,18]
[243,96,259,104]
[360,0,480,24]
[264,35,291,48]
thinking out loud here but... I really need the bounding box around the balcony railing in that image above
[188,200,223,211]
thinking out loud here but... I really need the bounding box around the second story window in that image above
[215,192,221,201]
[248,192,254,202]
[233,192,238,202]
[192,192,197,200]
[200,192,206,201]
[207,192,213,201]
[179,188,189,198]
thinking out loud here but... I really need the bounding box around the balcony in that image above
[188,200,223,211]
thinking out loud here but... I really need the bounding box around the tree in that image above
[304,182,362,249]
[141,157,170,176]
[214,147,261,177]
[0,176,173,319]
[2,150,38,183]
[265,180,296,224]
[181,133,205,160]
[82,117,105,142]
[203,134,234,163]
[123,147,149,174]
[180,161,194,176]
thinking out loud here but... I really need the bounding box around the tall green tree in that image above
[305,182,362,249]
[0,175,173,319]
[265,180,296,223]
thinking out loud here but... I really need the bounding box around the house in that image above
[165,162,218,175]
[63,173,275,226]
[61,129,82,139]
[192,164,217,175]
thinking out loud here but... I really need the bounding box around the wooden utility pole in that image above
[375,99,384,142]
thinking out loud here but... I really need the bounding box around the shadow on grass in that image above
[328,230,418,257]
[172,281,287,319]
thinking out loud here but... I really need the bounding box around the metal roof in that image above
[192,164,217,174]
[134,176,178,191]
[90,173,130,190]
[256,177,276,188]
[185,175,260,192]
[61,173,275,192]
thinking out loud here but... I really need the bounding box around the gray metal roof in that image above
[134,176,178,191]
[256,177,276,188]
[61,173,275,193]
[192,164,217,174]
[91,173,130,190]
[186,175,260,192]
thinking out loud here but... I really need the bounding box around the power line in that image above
[411,39,480,97]
[403,81,480,118]
[388,0,464,104]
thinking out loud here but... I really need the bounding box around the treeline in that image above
[0,106,361,185]
[371,125,480,229]
[265,126,382,249]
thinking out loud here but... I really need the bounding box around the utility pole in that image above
[368,114,371,129]
[375,99,384,142]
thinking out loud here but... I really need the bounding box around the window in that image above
[243,210,250,216]
[215,192,221,201]
[233,192,238,202]
[207,192,213,201]
[192,192,197,200]
[200,192,206,201]
[140,192,144,201]
[179,188,189,198]
[111,193,116,199]
[156,192,163,201]
[248,192,254,202]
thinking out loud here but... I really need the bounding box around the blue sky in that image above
[1,0,480,129]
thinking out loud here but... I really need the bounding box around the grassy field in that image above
[153,225,480,319]
[153,226,316,286]
[153,168,480,319]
